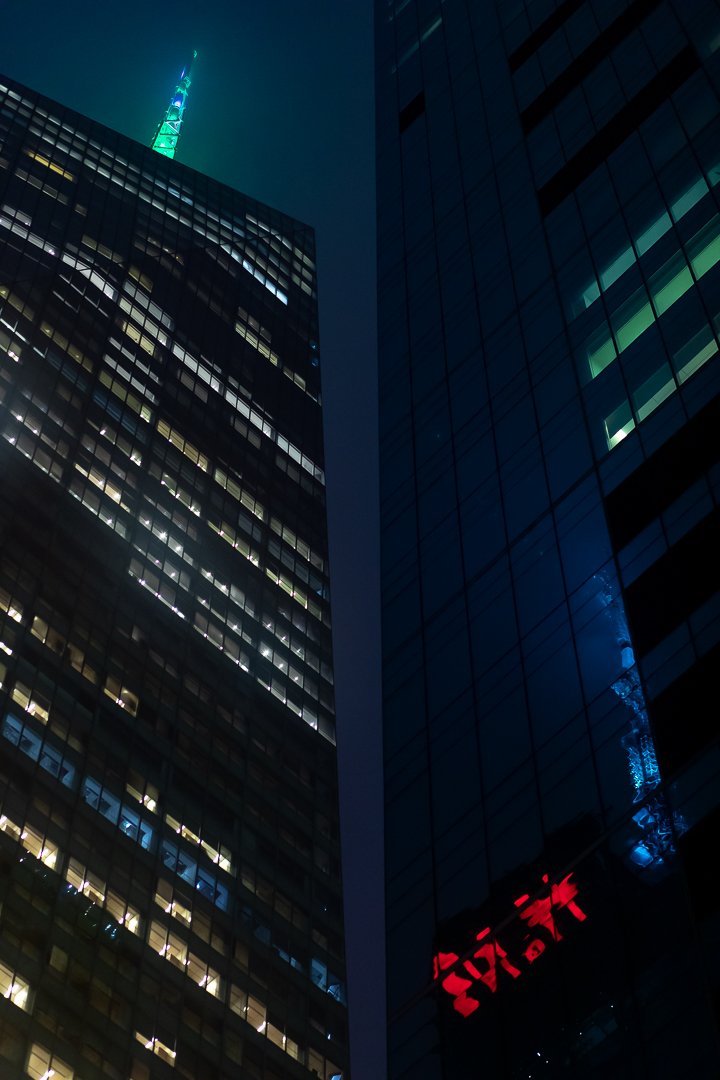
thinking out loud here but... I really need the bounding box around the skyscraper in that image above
[0,72,347,1080]
[376,0,720,1075]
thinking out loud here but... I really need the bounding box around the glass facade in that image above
[376,0,720,1076]
[0,76,347,1079]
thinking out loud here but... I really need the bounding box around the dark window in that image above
[399,93,426,134]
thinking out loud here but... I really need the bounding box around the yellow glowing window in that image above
[25,149,75,182]
[99,370,153,421]
[157,419,209,471]
[0,813,22,841]
[129,265,153,291]
[120,318,156,357]
[0,586,22,622]
[148,920,187,968]
[105,889,141,935]
[247,993,267,1031]
[235,320,280,366]
[11,681,50,724]
[20,824,58,869]
[135,1032,176,1066]
[26,1044,74,1079]
[0,960,31,1011]
[0,286,35,322]
[103,675,139,716]
[155,879,192,927]
[126,772,158,812]
[65,856,106,905]
[81,233,123,263]
[0,327,23,362]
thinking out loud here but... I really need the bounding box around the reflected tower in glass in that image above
[0,74,347,1080]
[376,0,720,1076]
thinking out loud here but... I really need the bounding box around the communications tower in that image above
[150,51,197,159]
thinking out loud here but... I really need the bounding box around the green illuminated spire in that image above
[151,52,197,160]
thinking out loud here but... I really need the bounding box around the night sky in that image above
[0,2,384,1076]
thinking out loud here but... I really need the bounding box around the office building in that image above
[0,73,347,1080]
[376,0,720,1075]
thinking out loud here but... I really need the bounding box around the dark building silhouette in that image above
[0,74,347,1080]
[375,0,720,1075]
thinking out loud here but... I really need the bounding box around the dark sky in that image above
[0,2,384,1076]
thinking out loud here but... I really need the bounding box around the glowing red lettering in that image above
[433,951,480,1017]
[521,938,546,963]
[514,872,587,942]
[463,927,521,992]
[435,871,588,1017]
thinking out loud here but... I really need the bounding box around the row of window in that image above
[0,814,344,1079]
[2,656,333,935]
[5,88,311,272]
[0,195,320,496]
[3,677,232,909]
[1,372,333,734]
[2,260,328,590]
[0,658,342,969]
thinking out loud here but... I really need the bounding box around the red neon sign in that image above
[433,873,587,1018]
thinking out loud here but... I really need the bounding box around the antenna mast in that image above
[151,51,197,160]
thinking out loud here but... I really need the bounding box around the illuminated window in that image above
[24,825,59,868]
[208,518,260,566]
[2,712,76,788]
[65,856,105,904]
[213,465,266,521]
[128,264,153,291]
[103,675,139,716]
[159,836,229,911]
[126,770,159,813]
[11,681,50,724]
[0,284,36,322]
[156,419,209,471]
[134,1032,176,1067]
[0,326,23,363]
[187,953,223,998]
[0,960,31,1011]
[98,370,153,422]
[247,992,267,1031]
[24,148,75,181]
[106,889,141,935]
[0,586,23,622]
[26,1043,74,1079]
[118,305,168,349]
[148,919,188,969]
[583,215,720,383]
[234,317,280,365]
[164,813,233,875]
[155,877,192,927]
[81,776,155,850]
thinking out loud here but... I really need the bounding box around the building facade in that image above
[0,75,347,1080]
[376,0,720,1075]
